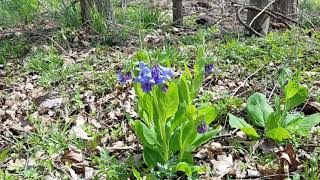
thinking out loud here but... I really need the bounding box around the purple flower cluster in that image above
[135,62,174,92]
[117,71,132,84]
[205,64,215,74]
[197,121,207,134]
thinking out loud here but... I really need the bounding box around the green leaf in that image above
[134,83,144,98]
[283,113,303,126]
[180,122,197,150]
[132,121,159,149]
[198,105,218,124]
[266,127,290,142]
[181,152,193,164]
[240,127,260,138]
[286,113,320,134]
[187,126,221,151]
[0,149,9,162]
[158,82,179,121]
[228,114,259,138]
[274,95,281,113]
[145,173,157,180]
[247,93,274,127]
[169,129,181,154]
[186,104,197,121]
[191,48,205,98]
[192,165,206,175]
[170,102,186,132]
[143,147,164,167]
[140,94,153,126]
[284,81,308,111]
[175,162,192,177]
[178,74,191,105]
[132,167,142,180]
[278,67,292,88]
[265,112,281,131]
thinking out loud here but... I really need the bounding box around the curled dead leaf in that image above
[61,150,85,164]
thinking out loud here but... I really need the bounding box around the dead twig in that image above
[105,146,135,150]
[268,83,277,101]
[249,0,275,27]
[234,2,300,37]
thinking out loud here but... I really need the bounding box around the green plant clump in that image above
[229,76,320,142]
[118,48,221,178]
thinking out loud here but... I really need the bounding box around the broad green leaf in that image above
[158,82,179,121]
[140,94,153,126]
[181,152,193,164]
[274,95,281,113]
[198,105,218,124]
[192,48,205,98]
[180,122,197,152]
[266,127,290,142]
[134,83,144,98]
[183,62,192,79]
[278,67,292,88]
[229,114,251,129]
[283,113,303,126]
[169,129,181,154]
[145,173,157,180]
[284,81,308,111]
[192,72,204,99]
[228,114,259,138]
[132,167,142,180]
[132,121,159,149]
[247,93,274,127]
[187,126,221,151]
[265,112,281,131]
[186,104,197,121]
[192,165,206,175]
[286,113,320,133]
[0,149,9,162]
[178,75,191,105]
[135,50,149,61]
[195,47,205,74]
[175,162,192,177]
[143,147,164,167]
[241,127,259,138]
[170,102,186,132]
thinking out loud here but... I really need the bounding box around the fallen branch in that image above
[234,3,300,37]
[249,0,275,27]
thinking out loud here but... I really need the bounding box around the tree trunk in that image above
[80,0,114,23]
[172,0,183,26]
[80,0,91,22]
[246,0,271,36]
[273,0,297,22]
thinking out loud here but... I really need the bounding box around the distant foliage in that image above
[0,0,39,26]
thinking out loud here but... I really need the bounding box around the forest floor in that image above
[1,0,320,179]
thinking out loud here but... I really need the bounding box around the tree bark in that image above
[80,0,91,22]
[172,0,183,26]
[246,0,271,36]
[273,0,297,23]
[80,0,115,23]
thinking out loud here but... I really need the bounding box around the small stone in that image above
[25,83,34,90]
[236,131,247,140]
[127,134,135,143]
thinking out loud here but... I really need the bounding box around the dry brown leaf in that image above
[61,150,85,164]
[276,144,301,171]
[70,126,93,140]
[85,167,95,179]
[194,148,209,159]
[211,154,233,177]
[39,97,64,109]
